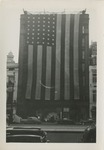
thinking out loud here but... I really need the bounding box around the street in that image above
[9,124,87,143]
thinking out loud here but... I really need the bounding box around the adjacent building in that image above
[89,42,97,118]
[17,11,89,121]
[7,52,18,114]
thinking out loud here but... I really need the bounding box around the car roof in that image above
[7,134,42,142]
[7,134,42,137]
[6,126,46,137]
[7,126,41,130]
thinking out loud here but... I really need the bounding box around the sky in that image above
[0,0,103,62]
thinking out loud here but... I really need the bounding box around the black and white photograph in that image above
[0,0,104,149]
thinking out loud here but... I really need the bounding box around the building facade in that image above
[17,11,89,121]
[7,52,18,114]
[89,66,96,118]
[89,42,97,118]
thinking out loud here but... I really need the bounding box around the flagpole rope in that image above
[39,80,54,89]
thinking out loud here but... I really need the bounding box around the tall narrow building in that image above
[17,11,89,121]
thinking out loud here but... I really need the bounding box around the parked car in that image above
[6,134,44,143]
[79,118,95,125]
[21,117,41,124]
[57,118,75,125]
[6,126,47,142]
[81,123,96,143]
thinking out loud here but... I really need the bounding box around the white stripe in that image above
[55,14,62,100]
[25,45,33,99]
[45,46,52,100]
[73,14,80,99]
[35,45,42,100]
[64,14,70,100]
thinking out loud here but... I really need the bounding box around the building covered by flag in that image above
[17,11,89,121]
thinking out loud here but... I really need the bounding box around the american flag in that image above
[18,13,86,102]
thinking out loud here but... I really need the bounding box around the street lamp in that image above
[7,79,14,124]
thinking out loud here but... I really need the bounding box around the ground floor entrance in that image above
[17,100,89,122]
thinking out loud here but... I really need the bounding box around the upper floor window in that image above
[92,73,97,84]
[82,25,88,34]
[9,68,14,71]
[93,90,96,102]
[82,38,85,47]
[82,51,85,59]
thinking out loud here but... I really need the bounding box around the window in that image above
[84,25,88,33]
[8,76,14,83]
[92,73,97,84]
[9,68,14,71]
[92,57,97,65]
[82,26,85,33]
[93,90,96,102]
[92,69,96,73]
